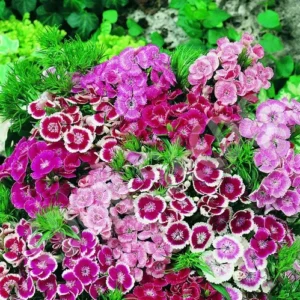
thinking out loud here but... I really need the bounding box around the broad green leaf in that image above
[150,32,164,47]
[207,28,226,44]
[126,18,143,37]
[0,35,19,54]
[169,0,186,9]
[36,5,64,26]
[177,17,202,38]
[211,283,231,300]
[12,0,36,15]
[227,27,240,41]
[103,0,128,8]
[0,1,5,16]
[103,9,118,23]
[63,0,85,11]
[100,21,112,34]
[257,9,280,28]
[259,33,283,53]
[275,55,294,78]
[184,5,206,21]
[203,8,230,28]
[67,12,99,39]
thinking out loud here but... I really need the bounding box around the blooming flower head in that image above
[73,257,99,286]
[250,228,277,258]
[190,222,214,252]
[274,190,300,216]
[164,221,191,250]
[212,235,243,263]
[219,174,245,202]
[107,263,134,293]
[230,209,254,236]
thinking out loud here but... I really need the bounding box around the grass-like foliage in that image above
[110,150,126,172]
[147,139,190,174]
[32,206,79,245]
[123,134,141,152]
[171,249,213,276]
[99,289,124,300]
[171,44,204,88]
[225,139,260,191]
[0,182,16,224]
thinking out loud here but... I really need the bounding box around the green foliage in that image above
[99,289,124,300]
[127,18,144,37]
[171,44,204,88]
[259,33,284,53]
[110,150,126,172]
[171,249,213,276]
[274,277,300,299]
[150,32,164,48]
[32,206,79,245]
[123,134,141,152]
[225,139,260,191]
[0,183,15,224]
[275,55,294,78]
[277,75,300,100]
[210,284,231,300]
[147,139,190,174]
[12,0,37,16]
[170,0,234,48]
[102,0,128,9]
[257,9,280,29]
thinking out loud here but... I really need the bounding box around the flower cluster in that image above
[0,35,298,300]
[240,98,300,216]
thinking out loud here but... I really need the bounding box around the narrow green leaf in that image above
[211,283,231,300]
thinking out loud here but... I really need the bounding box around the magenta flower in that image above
[193,178,218,195]
[40,115,63,142]
[213,235,243,263]
[73,257,99,286]
[250,228,277,258]
[214,81,237,105]
[190,222,214,252]
[224,284,243,300]
[15,219,32,240]
[243,247,267,271]
[99,137,119,162]
[97,246,115,273]
[194,156,223,187]
[64,126,94,153]
[190,134,215,157]
[128,166,159,192]
[29,252,58,280]
[233,265,266,292]
[31,150,62,179]
[130,283,166,300]
[0,274,21,300]
[58,270,83,297]
[264,215,286,242]
[107,263,134,293]
[208,208,231,234]
[261,170,291,198]
[198,194,229,217]
[3,234,26,266]
[16,276,35,300]
[230,209,254,235]
[89,277,108,299]
[170,197,197,217]
[219,174,245,202]
[164,221,190,250]
[275,190,300,216]
[36,274,58,300]
[249,185,276,208]
[159,208,183,226]
[134,194,166,224]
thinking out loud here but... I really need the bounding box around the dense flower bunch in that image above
[0,34,299,300]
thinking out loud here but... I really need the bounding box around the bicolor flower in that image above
[164,221,191,250]
[190,222,214,252]
[73,257,99,286]
[230,209,254,236]
[219,174,245,202]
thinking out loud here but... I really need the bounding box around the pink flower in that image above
[73,257,99,285]
[115,216,143,243]
[144,234,172,261]
[28,92,54,119]
[250,228,277,258]
[40,115,63,142]
[69,187,94,210]
[107,263,134,293]
[89,277,108,299]
[3,234,26,266]
[219,174,245,202]
[134,194,166,224]
[275,190,300,216]
[212,235,243,263]
[97,246,115,273]
[249,185,276,208]
[64,126,94,153]
[36,274,58,300]
[261,170,291,198]
[243,247,267,271]
[92,182,112,207]
[128,166,159,192]
[170,196,197,217]
[99,137,119,162]
[28,252,58,280]
[190,222,214,252]
[239,118,261,139]
[233,265,266,292]
[254,148,279,173]
[81,205,111,237]
[164,221,190,250]
[256,100,286,125]
[194,156,223,187]
[214,81,237,105]
[230,209,254,235]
